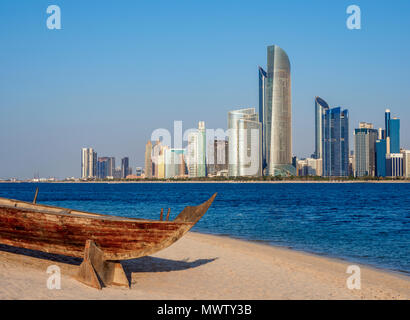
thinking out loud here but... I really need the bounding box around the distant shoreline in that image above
[1,180,410,184]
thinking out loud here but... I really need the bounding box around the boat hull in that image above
[0,193,216,261]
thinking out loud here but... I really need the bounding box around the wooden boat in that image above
[0,191,217,289]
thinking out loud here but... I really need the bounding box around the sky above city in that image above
[1,0,409,179]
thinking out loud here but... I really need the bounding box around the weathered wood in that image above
[0,193,217,261]
[166,208,171,221]
[75,240,129,289]
[33,188,39,204]
[160,208,164,221]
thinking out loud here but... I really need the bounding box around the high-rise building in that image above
[296,158,322,176]
[187,122,206,178]
[314,97,330,160]
[386,153,403,177]
[121,157,129,179]
[322,107,349,177]
[97,157,115,179]
[384,109,400,153]
[375,139,387,177]
[389,118,400,154]
[81,148,97,179]
[135,167,143,177]
[207,139,229,176]
[260,45,294,176]
[151,140,166,178]
[401,150,410,178]
[144,140,153,178]
[385,109,391,138]
[228,108,262,177]
[113,167,122,179]
[164,148,186,178]
[354,123,378,177]
[258,66,267,171]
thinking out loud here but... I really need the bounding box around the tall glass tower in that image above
[314,97,329,159]
[258,66,267,171]
[389,118,400,153]
[228,108,262,177]
[262,45,294,176]
[322,107,349,177]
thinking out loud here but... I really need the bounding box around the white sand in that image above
[0,232,408,300]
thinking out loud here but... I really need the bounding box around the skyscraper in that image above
[314,97,330,160]
[402,150,410,178]
[121,157,129,179]
[207,139,229,176]
[322,107,349,177]
[187,121,206,178]
[228,108,262,177]
[261,45,294,176]
[354,123,378,177]
[386,153,403,177]
[164,148,186,178]
[375,139,387,177]
[258,66,267,171]
[81,148,97,179]
[144,140,153,178]
[389,118,400,154]
[97,157,115,179]
[385,109,391,138]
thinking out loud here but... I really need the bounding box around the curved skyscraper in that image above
[314,96,330,159]
[263,45,294,176]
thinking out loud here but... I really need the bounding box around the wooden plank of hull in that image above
[0,206,193,260]
[0,193,217,261]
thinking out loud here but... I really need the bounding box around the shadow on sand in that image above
[0,244,217,287]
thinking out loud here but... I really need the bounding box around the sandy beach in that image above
[0,232,408,300]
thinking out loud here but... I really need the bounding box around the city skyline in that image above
[1,1,410,179]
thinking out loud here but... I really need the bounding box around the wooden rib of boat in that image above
[0,191,217,289]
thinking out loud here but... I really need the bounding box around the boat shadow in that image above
[121,256,218,285]
[0,244,218,285]
[0,244,83,266]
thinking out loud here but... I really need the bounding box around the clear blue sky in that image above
[1,0,409,179]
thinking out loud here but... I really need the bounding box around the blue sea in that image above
[0,182,409,274]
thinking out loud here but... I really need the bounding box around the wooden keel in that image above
[75,240,130,290]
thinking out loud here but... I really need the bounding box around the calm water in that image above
[0,182,409,274]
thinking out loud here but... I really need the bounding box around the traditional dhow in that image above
[0,191,217,289]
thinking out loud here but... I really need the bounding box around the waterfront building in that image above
[151,141,167,179]
[228,108,262,177]
[354,123,378,177]
[322,107,349,177]
[144,140,153,178]
[314,97,330,160]
[113,167,122,179]
[151,140,161,178]
[258,66,267,171]
[260,45,294,176]
[164,148,187,178]
[402,150,410,178]
[375,139,387,177]
[385,109,391,139]
[386,153,403,177]
[121,157,129,179]
[296,158,322,176]
[349,151,355,177]
[389,118,400,154]
[384,109,400,153]
[97,157,115,179]
[207,139,229,176]
[135,167,143,177]
[81,148,97,179]
[187,122,206,178]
